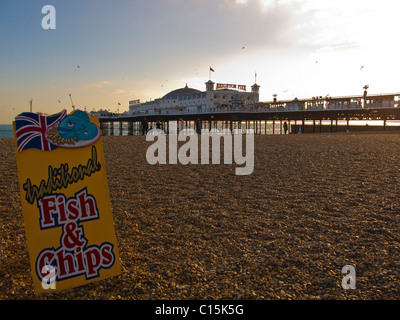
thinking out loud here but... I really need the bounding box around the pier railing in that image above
[99,101,399,120]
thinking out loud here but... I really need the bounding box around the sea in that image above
[0,124,13,138]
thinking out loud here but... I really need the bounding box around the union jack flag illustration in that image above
[15,110,67,152]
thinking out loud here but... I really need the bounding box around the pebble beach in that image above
[1,133,400,300]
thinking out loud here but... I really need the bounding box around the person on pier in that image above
[141,118,149,135]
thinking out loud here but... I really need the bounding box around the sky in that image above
[1,0,400,123]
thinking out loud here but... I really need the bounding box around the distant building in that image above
[129,80,260,114]
[90,109,112,117]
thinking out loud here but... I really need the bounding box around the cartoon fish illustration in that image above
[57,110,99,142]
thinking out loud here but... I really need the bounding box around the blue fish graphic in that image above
[58,110,99,141]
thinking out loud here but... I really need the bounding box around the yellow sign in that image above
[13,110,121,294]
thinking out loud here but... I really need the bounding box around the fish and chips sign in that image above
[13,109,121,294]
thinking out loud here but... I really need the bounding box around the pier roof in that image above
[162,84,202,100]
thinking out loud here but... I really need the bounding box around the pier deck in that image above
[99,106,400,135]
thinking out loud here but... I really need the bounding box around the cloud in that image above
[111,89,126,95]
[81,81,112,88]
[129,0,308,60]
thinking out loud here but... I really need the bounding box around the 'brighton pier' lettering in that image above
[146,128,254,175]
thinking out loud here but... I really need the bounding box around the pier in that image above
[98,93,400,136]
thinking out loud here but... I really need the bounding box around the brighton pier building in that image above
[129,80,260,115]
